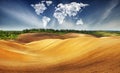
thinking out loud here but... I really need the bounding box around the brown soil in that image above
[0,33,120,73]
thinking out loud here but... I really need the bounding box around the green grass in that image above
[0,31,21,40]
[0,29,120,40]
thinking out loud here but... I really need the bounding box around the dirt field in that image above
[0,33,120,73]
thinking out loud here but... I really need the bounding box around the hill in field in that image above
[0,29,120,40]
[0,33,120,73]
[16,33,95,43]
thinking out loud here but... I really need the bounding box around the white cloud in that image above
[53,2,89,24]
[42,16,51,28]
[41,0,45,3]
[31,3,47,15]
[98,0,119,24]
[1,6,42,27]
[102,0,119,20]
[54,12,67,24]
[76,19,84,25]
[46,1,53,6]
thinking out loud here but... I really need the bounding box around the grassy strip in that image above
[0,29,120,40]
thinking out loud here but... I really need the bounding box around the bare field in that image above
[0,33,120,73]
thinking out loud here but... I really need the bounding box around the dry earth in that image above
[0,33,120,73]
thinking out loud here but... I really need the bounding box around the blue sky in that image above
[0,0,120,30]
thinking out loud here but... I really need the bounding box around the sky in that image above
[0,0,120,30]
